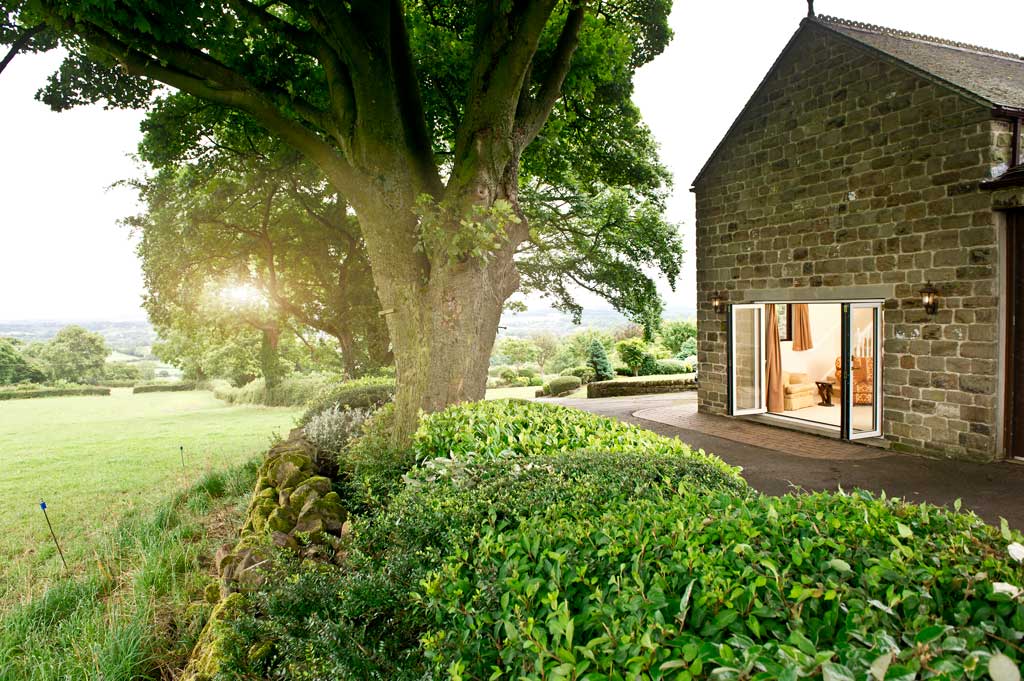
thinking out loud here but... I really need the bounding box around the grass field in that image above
[0,389,302,608]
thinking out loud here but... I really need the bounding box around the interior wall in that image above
[779,303,841,383]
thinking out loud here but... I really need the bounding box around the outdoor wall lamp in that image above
[920,282,939,315]
[711,291,725,314]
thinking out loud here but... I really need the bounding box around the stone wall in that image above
[694,23,1011,461]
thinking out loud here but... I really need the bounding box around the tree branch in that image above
[516,1,586,146]
[0,23,45,76]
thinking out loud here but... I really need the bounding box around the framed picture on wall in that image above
[776,303,793,341]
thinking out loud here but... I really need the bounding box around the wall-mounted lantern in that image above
[711,291,725,314]
[920,282,939,315]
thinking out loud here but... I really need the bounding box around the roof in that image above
[817,15,1024,112]
[691,14,1024,188]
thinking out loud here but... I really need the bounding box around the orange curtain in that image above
[765,304,784,413]
[792,303,814,351]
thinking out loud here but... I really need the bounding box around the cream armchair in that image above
[782,371,817,410]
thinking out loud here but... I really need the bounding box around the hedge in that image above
[540,375,581,396]
[214,374,339,407]
[201,400,1024,678]
[587,375,696,398]
[0,386,111,400]
[132,382,196,394]
[298,376,396,425]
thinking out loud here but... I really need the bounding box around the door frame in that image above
[726,298,884,441]
[1004,209,1024,459]
[727,303,767,416]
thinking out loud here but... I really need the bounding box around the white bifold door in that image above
[728,301,883,440]
[728,304,767,416]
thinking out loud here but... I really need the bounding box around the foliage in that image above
[0,459,259,681]
[214,373,338,407]
[338,404,413,515]
[560,365,596,384]
[0,338,46,384]
[215,403,740,678]
[679,355,698,373]
[676,335,698,359]
[587,338,615,381]
[422,489,1024,679]
[588,375,697,398]
[132,382,196,394]
[548,330,615,374]
[305,406,374,456]
[529,333,560,373]
[0,385,110,400]
[616,337,650,376]
[102,361,142,383]
[661,319,698,354]
[543,375,582,396]
[34,325,108,384]
[493,337,541,367]
[299,376,397,426]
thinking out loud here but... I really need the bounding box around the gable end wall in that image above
[693,27,1010,462]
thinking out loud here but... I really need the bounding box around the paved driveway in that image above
[551,392,1024,528]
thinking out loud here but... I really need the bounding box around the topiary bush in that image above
[615,337,648,376]
[298,376,396,426]
[541,375,581,396]
[421,489,1024,679]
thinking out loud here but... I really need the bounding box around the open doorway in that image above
[728,301,881,440]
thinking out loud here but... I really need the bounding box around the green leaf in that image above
[896,522,913,538]
[914,624,947,645]
[828,558,852,574]
[1001,517,1013,541]
[821,662,855,681]
[869,653,892,681]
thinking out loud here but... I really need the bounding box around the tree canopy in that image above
[3,0,678,440]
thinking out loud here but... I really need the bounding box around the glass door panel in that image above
[844,303,882,439]
[730,304,766,415]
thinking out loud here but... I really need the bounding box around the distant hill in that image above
[0,320,156,356]
[498,302,696,338]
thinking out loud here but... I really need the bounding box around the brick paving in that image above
[634,404,885,461]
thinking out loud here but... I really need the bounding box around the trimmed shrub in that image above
[541,375,581,396]
[0,385,110,400]
[421,489,1024,678]
[299,376,396,426]
[679,354,698,373]
[638,351,659,376]
[510,376,530,387]
[516,366,538,379]
[498,367,518,383]
[528,376,543,387]
[652,357,690,375]
[614,364,631,376]
[587,376,696,398]
[132,382,196,394]
[615,337,648,375]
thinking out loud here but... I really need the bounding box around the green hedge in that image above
[0,386,111,400]
[214,374,339,407]
[587,375,696,398]
[196,400,1024,679]
[132,382,196,394]
[422,489,1024,678]
[541,375,582,396]
[298,375,396,425]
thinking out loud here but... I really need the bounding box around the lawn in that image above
[0,389,301,608]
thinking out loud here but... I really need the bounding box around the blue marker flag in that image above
[40,500,46,511]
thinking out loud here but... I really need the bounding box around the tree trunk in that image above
[260,327,282,389]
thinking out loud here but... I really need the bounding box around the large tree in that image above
[4,1,674,440]
[129,104,392,377]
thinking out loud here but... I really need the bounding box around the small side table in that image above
[815,381,835,407]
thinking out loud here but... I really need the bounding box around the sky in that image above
[1,1,1022,322]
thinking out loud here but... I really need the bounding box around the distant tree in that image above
[612,323,646,343]
[102,362,142,382]
[587,340,614,382]
[0,338,46,384]
[661,320,697,355]
[529,333,560,373]
[677,336,698,359]
[616,337,649,377]
[494,338,541,368]
[548,330,615,373]
[39,326,108,383]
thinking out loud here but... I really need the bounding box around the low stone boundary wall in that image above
[587,377,696,398]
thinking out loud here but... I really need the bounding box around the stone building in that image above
[692,13,1024,461]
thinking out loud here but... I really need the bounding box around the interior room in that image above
[769,302,875,431]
